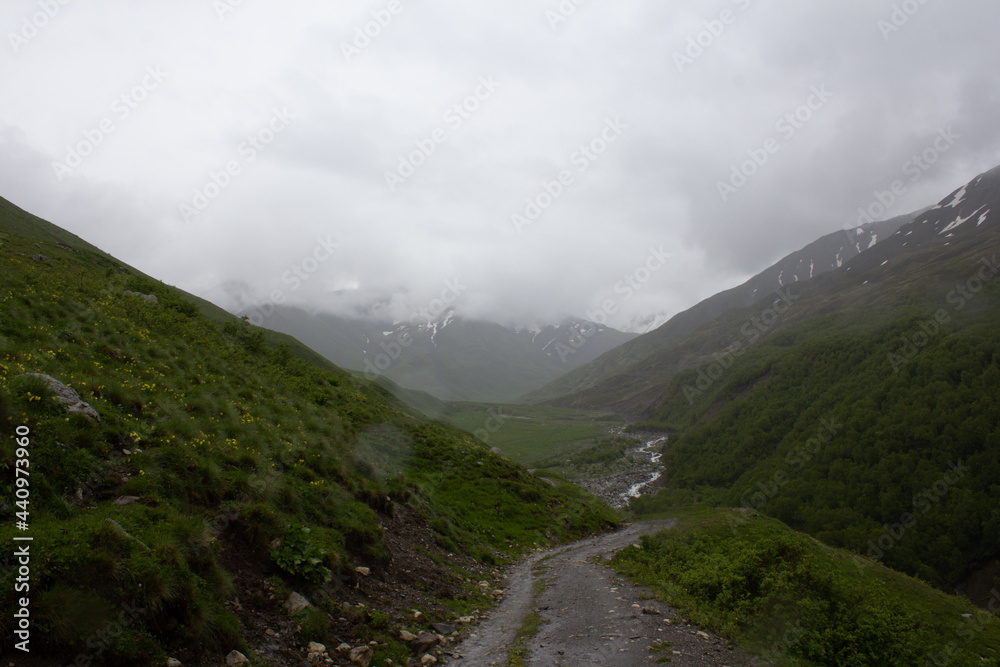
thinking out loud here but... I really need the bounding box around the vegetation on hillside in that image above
[0,230,617,663]
[612,510,1000,666]
[629,230,1000,594]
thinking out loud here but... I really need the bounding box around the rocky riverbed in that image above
[570,434,668,509]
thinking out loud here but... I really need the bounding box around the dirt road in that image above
[447,521,766,666]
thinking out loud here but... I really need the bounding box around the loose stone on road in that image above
[448,521,766,666]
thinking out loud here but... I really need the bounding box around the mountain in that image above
[245,305,636,403]
[0,197,617,664]
[593,164,1000,598]
[525,210,922,406]
[513,317,638,366]
[844,164,1000,275]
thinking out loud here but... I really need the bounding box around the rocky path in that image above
[447,521,766,666]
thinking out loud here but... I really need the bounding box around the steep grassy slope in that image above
[0,223,617,663]
[629,217,1000,595]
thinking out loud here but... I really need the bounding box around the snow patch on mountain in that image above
[945,185,968,208]
[939,205,987,235]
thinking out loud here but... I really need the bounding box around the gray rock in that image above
[348,645,373,666]
[225,651,249,666]
[307,641,328,666]
[113,496,141,506]
[412,631,439,652]
[18,373,100,422]
[283,592,311,613]
[166,659,182,667]
[431,622,458,635]
[123,290,159,304]
[33,254,50,262]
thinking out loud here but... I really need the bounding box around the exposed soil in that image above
[2,518,765,667]
[447,521,769,667]
[174,501,500,666]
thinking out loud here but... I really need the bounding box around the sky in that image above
[2,0,1000,332]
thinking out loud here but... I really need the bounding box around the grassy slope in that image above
[626,223,1000,593]
[0,224,618,663]
[612,509,1000,666]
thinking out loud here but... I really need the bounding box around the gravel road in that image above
[447,521,767,666]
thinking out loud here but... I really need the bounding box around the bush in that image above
[271,525,333,587]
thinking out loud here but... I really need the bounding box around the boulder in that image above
[420,655,438,666]
[412,631,439,652]
[18,373,100,422]
[123,290,159,304]
[283,592,311,613]
[225,651,249,666]
[348,645,373,666]
[431,623,458,635]
[355,566,371,576]
[307,641,328,666]
[166,659,182,667]
[399,630,418,642]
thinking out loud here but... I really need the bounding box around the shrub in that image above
[271,525,333,587]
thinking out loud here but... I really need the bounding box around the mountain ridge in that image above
[524,210,921,405]
[241,305,637,403]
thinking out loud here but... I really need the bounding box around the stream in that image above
[620,436,667,504]
[572,434,667,509]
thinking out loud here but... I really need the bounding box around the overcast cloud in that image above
[2,0,999,330]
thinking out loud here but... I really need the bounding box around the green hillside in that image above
[613,509,1000,666]
[628,219,1000,596]
[0,211,617,664]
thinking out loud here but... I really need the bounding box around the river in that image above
[620,435,667,505]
